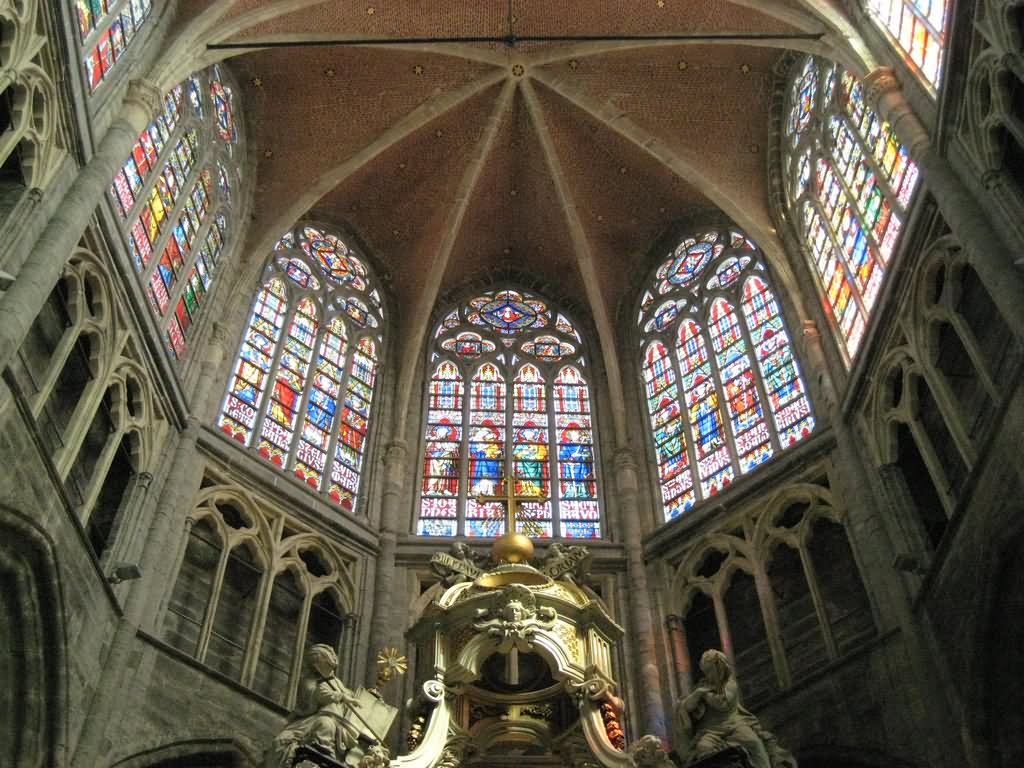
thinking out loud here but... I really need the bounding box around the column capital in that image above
[384,440,409,466]
[210,321,233,348]
[664,614,684,631]
[801,319,820,339]
[861,66,901,106]
[122,79,164,133]
[135,471,155,490]
[612,446,638,472]
[860,67,931,156]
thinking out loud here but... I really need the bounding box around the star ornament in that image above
[376,646,408,683]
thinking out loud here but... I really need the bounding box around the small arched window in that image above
[638,229,815,521]
[108,65,241,361]
[217,225,384,514]
[74,0,155,92]
[866,1,948,90]
[782,56,920,360]
[418,289,601,539]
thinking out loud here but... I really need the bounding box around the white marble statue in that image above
[675,650,796,768]
[265,644,363,767]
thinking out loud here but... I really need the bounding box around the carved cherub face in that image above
[501,600,527,621]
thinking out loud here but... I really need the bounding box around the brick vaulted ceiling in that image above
[174,1,835,347]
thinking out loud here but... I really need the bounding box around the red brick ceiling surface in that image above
[179,1,814,330]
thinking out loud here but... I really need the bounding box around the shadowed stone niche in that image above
[0,511,65,768]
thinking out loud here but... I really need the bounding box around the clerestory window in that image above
[417,288,601,539]
[217,225,385,514]
[108,64,241,360]
[637,228,815,521]
[782,56,920,360]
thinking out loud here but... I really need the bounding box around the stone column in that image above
[341,612,360,684]
[0,79,163,375]
[664,614,692,699]
[614,447,667,739]
[862,67,1024,340]
[365,439,407,686]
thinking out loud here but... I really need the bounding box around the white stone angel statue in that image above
[265,644,363,767]
[675,650,796,768]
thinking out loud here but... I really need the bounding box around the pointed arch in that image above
[708,296,773,472]
[216,225,385,515]
[417,288,602,538]
[637,228,815,522]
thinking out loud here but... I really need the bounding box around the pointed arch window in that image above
[866,1,948,90]
[74,0,154,92]
[108,65,242,361]
[418,288,601,539]
[217,225,385,514]
[782,56,920,360]
[637,228,815,522]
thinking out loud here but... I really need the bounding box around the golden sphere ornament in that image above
[492,531,535,564]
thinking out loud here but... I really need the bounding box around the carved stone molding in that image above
[122,79,165,132]
[860,66,901,107]
[384,440,409,467]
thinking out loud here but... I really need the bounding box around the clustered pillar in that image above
[613,446,667,739]
[366,439,408,686]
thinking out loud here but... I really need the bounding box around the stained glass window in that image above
[210,65,238,149]
[331,338,378,511]
[420,361,464,536]
[783,56,919,359]
[76,0,154,92]
[637,228,815,522]
[867,0,948,90]
[417,287,601,538]
[217,225,385,515]
[109,66,243,361]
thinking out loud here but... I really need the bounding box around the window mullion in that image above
[840,112,903,211]
[285,315,327,473]
[822,133,890,264]
[318,314,349,496]
[735,301,782,454]
[138,159,207,289]
[546,370,560,537]
[867,4,944,55]
[117,116,192,224]
[504,360,514,536]
[196,540,231,662]
[456,360,472,536]
[250,300,298,450]
[79,0,132,49]
[670,324,705,505]
[806,157,872,320]
[161,206,217,322]
[699,319,743,477]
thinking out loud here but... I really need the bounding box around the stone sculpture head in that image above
[699,649,732,687]
[309,643,339,678]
